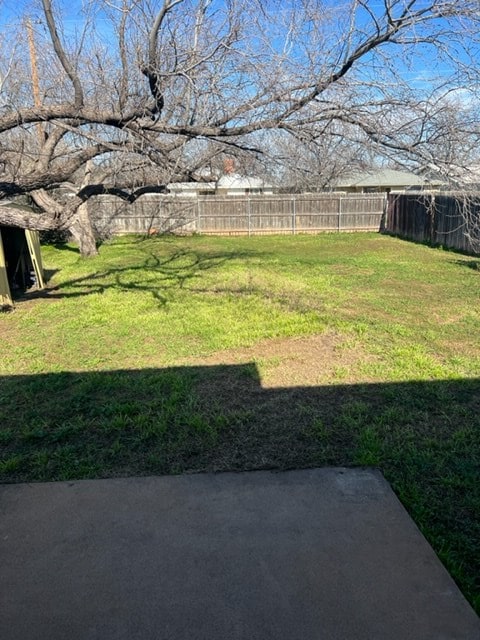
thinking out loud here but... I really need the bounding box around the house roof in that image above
[167,182,216,192]
[334,168,438,189]
[166,173,272,194]
[216,173,265,189]
[420,163,480,187]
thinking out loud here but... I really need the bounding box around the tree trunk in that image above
[69,202,98,257]
[0,202,59,230]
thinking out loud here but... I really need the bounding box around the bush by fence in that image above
[88,194,385,237]
[384,193,480,254]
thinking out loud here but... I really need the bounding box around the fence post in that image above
[197,198,201,234]
[381,194,388,232]
[247,198,251,236]
[292,197,296,234]
[429,193,435,245]
[338,196,342,232]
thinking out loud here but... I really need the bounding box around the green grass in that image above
[1,233,479,611]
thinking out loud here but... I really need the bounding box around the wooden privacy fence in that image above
[384,193,479,254]
[89,194,385,237]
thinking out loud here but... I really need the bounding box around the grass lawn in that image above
[1,232,479,611]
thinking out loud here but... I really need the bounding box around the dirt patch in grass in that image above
[180,332,371,388]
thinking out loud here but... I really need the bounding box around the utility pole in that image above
[26,18,45,145]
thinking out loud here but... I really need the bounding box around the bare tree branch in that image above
[0,0,479,255]
[41,0,84,108]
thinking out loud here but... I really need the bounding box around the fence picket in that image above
[89,193,386,237]
[385,194,478,254]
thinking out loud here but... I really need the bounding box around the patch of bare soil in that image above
[181,332,367,388]
[178,332,379,475]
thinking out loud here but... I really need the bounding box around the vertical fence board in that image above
[89,193,386,237]
[384,193,479,253]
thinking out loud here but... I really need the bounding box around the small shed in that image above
[0,225,45,309]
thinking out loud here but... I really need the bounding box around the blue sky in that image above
[1,0,477,98]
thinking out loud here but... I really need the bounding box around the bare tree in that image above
[255,123,374,192]
[0,0,479,255]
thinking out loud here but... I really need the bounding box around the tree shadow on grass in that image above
[0,365,479,610]
[43,269,59,282]
[18,245,256,305]
[51,243,80,253]
[451,259,480,271]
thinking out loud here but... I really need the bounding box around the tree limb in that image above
[42,0,84,109]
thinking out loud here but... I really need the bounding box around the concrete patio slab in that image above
[1,468,478,640]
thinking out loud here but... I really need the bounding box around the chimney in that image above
[223,158,235,175]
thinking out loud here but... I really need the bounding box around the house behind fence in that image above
[89,194,386,237]
[384,193,479,254]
